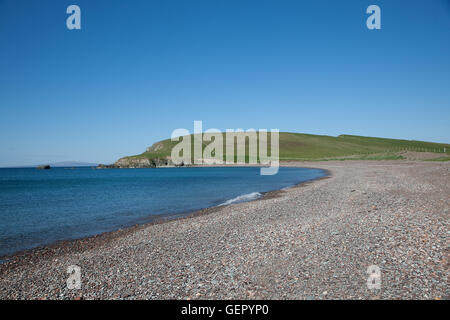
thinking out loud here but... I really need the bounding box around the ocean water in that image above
[0,167,326,257]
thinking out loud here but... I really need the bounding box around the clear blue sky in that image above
[0,0,449,166]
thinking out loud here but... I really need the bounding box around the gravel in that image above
[0,160,448,300]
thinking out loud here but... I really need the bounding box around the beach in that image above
[0,160,448,299]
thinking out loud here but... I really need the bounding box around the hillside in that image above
[109,133,450,167]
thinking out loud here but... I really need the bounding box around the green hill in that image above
[113,133,449,166]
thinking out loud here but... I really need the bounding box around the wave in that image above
[219,192,263,206]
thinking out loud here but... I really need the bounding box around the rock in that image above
[97,157,174,169]
[113,157,173,168]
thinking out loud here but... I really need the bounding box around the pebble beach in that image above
[0,161,448,299]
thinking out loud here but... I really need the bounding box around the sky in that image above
[0,0,449,166]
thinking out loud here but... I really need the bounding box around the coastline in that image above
[0,165,330,265]
[0,160,448,299]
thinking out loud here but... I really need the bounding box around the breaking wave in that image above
[219,192,263,206]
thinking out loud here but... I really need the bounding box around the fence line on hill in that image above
[356,147,448,155]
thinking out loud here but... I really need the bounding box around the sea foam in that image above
[219,192,263,206]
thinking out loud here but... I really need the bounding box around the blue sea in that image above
[0,167,326,257]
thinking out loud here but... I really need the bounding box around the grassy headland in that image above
[107,132,450,166]
[111,133,449,166]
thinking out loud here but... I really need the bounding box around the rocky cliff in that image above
[98,157,174,168]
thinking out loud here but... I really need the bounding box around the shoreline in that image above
[0,165,330,266]
[1,160,447,299]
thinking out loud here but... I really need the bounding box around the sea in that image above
[0,166,327,257]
